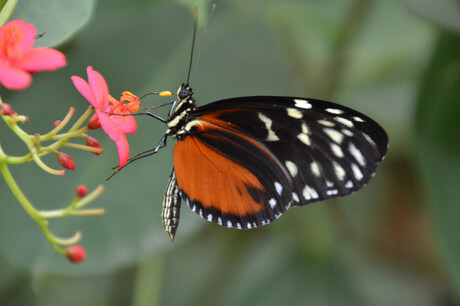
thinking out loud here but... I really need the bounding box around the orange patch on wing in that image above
[174,135,266,216]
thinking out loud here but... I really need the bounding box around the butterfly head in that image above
[166,84,196,131]
[177,83,193,101]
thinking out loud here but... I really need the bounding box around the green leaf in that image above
[9,0,94,47]
[415,30,460,296]
[0,0,19,26]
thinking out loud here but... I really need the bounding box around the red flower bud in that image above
[54,120,62,128]
[65,245,86,263]
[0,103,13,116]
[75,185,88,197]
[87,114,101,129]
[57,152,75,170]
[85,136,102,155]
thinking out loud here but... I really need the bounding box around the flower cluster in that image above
[0,19,143,263]
[72,66,139,167]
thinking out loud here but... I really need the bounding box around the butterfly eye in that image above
[178,87,193,100]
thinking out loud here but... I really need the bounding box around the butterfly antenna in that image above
[189,4,216,84]
[186,7,199,85]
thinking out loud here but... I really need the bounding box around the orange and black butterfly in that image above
[125,6,388,240]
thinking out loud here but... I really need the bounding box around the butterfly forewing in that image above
[182,96,388,209]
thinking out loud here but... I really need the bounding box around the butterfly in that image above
[122,6,388,240]
[156,85,389,240]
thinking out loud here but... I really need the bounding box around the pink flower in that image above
[0,20,66,90]
[71,66,139,167]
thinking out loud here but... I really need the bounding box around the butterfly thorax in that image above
[166,84,196,138]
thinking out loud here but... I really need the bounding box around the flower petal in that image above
[16,48,66,71]
[0,63,31,90]
[115,134,130,167]
[111,115,137,134]
[71,75,97,106]
[87,66,109,109]
[97,111,122,141]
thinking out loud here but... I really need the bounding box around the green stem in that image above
[68,106,93,133]
[31,151,65,176]
[75,185,105,209]
[49,231,82,246]
[40,107,76,140]
[40,208,105,218]
[63,142,104,154]
[0,156,47,227]
[52,127,90,140]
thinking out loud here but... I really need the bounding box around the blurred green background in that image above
[1,0,459,305]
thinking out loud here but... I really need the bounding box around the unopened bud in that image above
[0,103,13,116]
[87,114,101,129]
[57,152,75,170]
[54,120,62,128]
[65,245,86,263]
[85,136,102,155]
[75,185,88,197]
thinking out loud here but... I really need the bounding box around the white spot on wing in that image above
[297,133,311,146]
[349,143,366,166]
[217,217,222,225]
[345,180,353,188]
[285,161,298,177]
[227,220,233,227]
[303,185,319,200]
[318,120,335,127]
[342,129,353,137]
[287,108,303,119]
[326,108,344,115]
[292,192,299,202]
[207,214,213,221]
[327,189,339,196]
[323,128,344,143]
[311,161,321,177]
[351,163,364,181]
[269,198,277,209]
[335,116,354,128]
[301,122,310,134]
[362,132,377,147]
[247,223,252,229]
[237,222,242,229]
[333,162,346,181]
[331,143,344,158]
[294,99,312,109]
[275,181,283,195]
[353,116,365,122]
[258,113,280,141]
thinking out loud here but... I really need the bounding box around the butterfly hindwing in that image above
[173,117,294,230]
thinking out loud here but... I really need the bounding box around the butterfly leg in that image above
[105,135,168,180]
[162,168,181,240]
[125,134,168,164]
